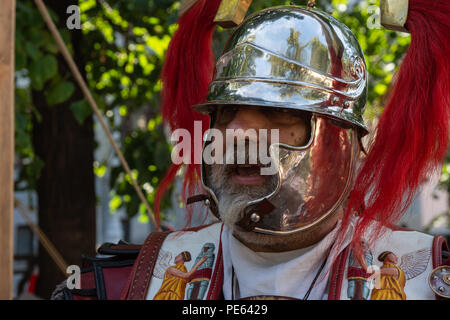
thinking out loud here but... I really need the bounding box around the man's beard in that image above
[205,162,277,229]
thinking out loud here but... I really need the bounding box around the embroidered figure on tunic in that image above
[370,248,431,300]
[347,242,373,300]
[152,250,207,300]
[186,243,216,300]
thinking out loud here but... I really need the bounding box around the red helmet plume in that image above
[154,0,222,229]
[339,0,450,258]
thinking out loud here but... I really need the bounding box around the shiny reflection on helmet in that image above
[250,116,358,234]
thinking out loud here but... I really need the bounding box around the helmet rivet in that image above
[331,96,339,105]
[204,199,210,207]
[438,286,445,293]
[445,274,450,285]
[343,101,351,109]
[250,213,260,223]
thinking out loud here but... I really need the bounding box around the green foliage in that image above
[15,0,178,219]
[46,81,76,106]
[441,159,450,193]
[109,115,172,217]
[15,1,63,191]
[77,0,179,220]
[70,99,92,125]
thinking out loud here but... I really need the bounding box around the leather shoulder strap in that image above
[432,234,449,269]
[327,246,351,300]
[206,229,224,300]
[123,231,170,300]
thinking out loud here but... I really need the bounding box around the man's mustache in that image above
[217,140,278,176]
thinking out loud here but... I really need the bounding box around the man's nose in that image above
[226,108,268,132]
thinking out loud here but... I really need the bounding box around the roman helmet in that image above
[192,5,368,235]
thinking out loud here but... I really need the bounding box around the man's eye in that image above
[215,107,237,125]
[273,108,290,113]
[265,108,294,118]
[265,108,291,116]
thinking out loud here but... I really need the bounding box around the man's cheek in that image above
[208,164,230,188]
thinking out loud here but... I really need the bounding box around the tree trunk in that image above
[32,0,96,298]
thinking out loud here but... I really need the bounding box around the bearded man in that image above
[52,1,450,300]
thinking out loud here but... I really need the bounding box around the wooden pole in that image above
[0,0,16,300]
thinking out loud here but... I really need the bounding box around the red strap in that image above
[327,246,351,300]
[124,231,170,300]
[206,223,224,300]
[432,234,449,269]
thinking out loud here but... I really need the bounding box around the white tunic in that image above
[221,224,343,300]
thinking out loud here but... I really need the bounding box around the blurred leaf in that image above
[46,81,75,106]
[15,46,27,70]
[94,164,107,178]
[25,42,41,61]
[41,31,59,54]
[374,83,387,95]
[70,99,93,124]
[41,54,58,82]
[109,194,122,212]
[29,60,45,90]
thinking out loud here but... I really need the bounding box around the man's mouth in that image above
[231,164,265,185]
[235,164,261,176]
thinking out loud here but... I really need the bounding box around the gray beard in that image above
[206,163,277,229]
[205,163,342,253]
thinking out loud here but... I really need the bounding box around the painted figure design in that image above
[153,250,207,300]
[347,243,373,300]
[186,243,216,300]
[370,248,431,300]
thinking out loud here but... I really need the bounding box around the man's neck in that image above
[231,208,343,252]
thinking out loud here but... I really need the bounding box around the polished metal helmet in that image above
[195,5,368,135]
[193,5,367,235]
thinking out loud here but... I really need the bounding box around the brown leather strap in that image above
[187,194,219,218]
[328,246,351,300]
[206,223,224,300]
[125,231,170,300]
[109,244,142,251]
[186,194,210,205]
[432,234,449,269]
